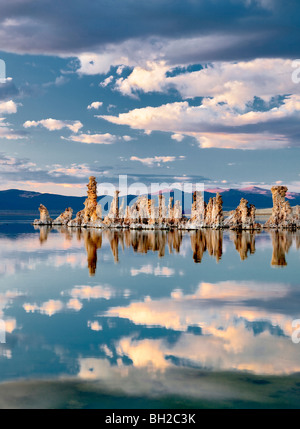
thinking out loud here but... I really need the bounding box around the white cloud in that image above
[75,33,258,77]
[130,155,180,166]
[99,75,114,87]
[62,132,116,144]
[23,118,83,133]
[193,131,289,150]
[113,58,299,106]
[115,61,169,97]
[116,65,126,75]
[95,58,300,149]
[0,154,38,172]
[101,96,300,130]
[100,94,300,149]
[48,163,105,178]
[0,100,18,114]
[171,133,184,142]
[0,100,22,140]
[0,119,26,140]
[87,101,103,110]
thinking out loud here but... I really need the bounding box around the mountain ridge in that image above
[0,186,300,214]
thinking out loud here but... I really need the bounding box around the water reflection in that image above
[83,230,102,275]
[34,226,300,274]
[269,230,293,267]
[230,230,257,261]
[190,229,223,263]
[1,224,300,408]
[36,225,52,244]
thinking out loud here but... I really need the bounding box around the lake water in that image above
[0,216,300,409]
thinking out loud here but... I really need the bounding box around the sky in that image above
[0,0,300,196]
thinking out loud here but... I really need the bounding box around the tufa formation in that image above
[224,198,258,230]
[33,177,300,230]
[33,204,52,226]
[265,186,299,229]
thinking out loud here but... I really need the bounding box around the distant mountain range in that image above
[0,186,300,215]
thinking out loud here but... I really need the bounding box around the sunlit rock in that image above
[103,190,123,227]
[205,193,224,229]
[157,194,168,227]
[225,198,259,230]
[68,209,84,227]
[173,200,183,224]
[123,205,132,227]
[265,186,294,229]
[34,178,300,231]
[127,196,159,229]
[294,205,300,228]
[33,204,53,226]
[108,190,120,220]
[53,207,73,225]
[81,176,103,227]
[187,191,206,229]
[69,176,103,228]
[148,199,156,227]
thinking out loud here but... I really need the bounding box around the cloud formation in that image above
[0,119,27,140]
[100,58,300,151]
[62,133,116,144]
[0,0,299,64]
[130,155,184,166]
[115,59,298,103]
[0,100,18,114]
[24,118,83,133]
[0,0,300,193]
[87,101,103,110]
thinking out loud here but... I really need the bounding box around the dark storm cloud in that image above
[0,0,299,60]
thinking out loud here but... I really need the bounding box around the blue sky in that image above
[0,0,300,195]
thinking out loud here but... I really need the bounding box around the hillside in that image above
[0,186,299,216]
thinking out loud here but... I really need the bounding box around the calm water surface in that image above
[0,215,300,408]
